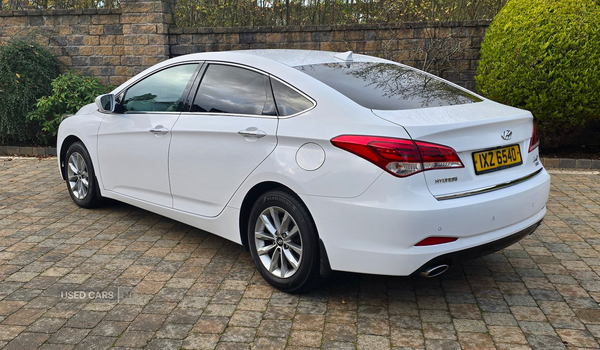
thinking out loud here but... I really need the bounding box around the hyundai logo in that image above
[501,130,513,140]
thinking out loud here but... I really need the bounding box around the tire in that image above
[65,142,102,208]
[248,190,320,293]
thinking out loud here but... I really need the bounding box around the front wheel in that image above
[65,142,102,208]
[248,190,320,293]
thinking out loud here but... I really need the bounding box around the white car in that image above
[58,50,550,292]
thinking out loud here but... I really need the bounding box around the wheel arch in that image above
[238,181,332,277]
[239,182,293,251]
[59,135,84,180]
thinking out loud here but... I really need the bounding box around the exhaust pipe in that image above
[419,264,449,278]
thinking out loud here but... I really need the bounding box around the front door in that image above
[97,63,200,207]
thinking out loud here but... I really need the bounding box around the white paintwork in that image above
[169,113,278,217]
[57,49,551,278]
[97,113,179,207]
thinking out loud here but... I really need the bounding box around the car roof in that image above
[237,49,387,67]
[169,49,387,68]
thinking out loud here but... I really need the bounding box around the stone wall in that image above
[170,21,489,90]
[0,1,489,90]
[0,0,173,86]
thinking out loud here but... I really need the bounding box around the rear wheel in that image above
[65,142,102,208]
[248,190,320,293]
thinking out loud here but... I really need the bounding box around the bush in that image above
[0,40,60,144]
[27,71,112,145]
[476,0,600,148]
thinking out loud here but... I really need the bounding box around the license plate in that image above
[472,144,522,175]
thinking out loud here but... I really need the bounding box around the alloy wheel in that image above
[254,206,303,279]
[67,152,89,200]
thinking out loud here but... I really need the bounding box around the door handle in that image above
[238,128,266,138]
[149,126,169,135]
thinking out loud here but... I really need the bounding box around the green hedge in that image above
[0,40,60,145]
[476,0,600,148]
[28,71,112,145]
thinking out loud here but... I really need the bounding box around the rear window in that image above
[294,62,481,110]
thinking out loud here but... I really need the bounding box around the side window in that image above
[122,64,198,112]
[271,79,314,116]
[192,64,275,116]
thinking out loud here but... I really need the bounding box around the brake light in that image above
[331,135,464,177]
[415,237,458,246]
[528,122,540,153]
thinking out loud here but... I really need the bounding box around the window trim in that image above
[117,61,204,115]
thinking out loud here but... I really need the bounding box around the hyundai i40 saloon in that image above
[57,49,551,292]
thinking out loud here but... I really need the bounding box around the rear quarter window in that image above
[270,79,314,116]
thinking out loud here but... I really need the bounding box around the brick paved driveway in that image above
[0,158,599,350]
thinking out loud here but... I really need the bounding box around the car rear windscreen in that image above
[294,62,481,110]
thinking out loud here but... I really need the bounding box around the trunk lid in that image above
[372,100,543,198]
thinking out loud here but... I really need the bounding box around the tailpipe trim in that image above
[419,264,449,278]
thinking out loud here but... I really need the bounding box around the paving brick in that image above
[423,322,457,340]
[555,329,599,348]
[456,332,495,350]
[357,334,390,349]
[155,322,192,339]
[229,310,262,328]
[390,328,424,348]
[65,310,105,328]
[323,322,356,342]
[220,326,256,343]
[292,314,325,331]
[4,332,49,350]
[74,335,116,350]
[257,319,292,338]
[0,325,26,341]
[182,333,220,349]
[2,308,45,326]
[89,320,128,337]
[192,316,229,334]
[128,313,166,331]
[47,327,89,344]
[113,330,154,347]
[27,318,66,333]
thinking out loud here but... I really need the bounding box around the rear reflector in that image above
[415,237,458,246]
[331,135,463,177]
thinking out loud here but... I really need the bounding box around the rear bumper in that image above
[412,219,542,275]
[302,167,550,276]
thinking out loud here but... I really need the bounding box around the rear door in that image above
[168,63,278,217]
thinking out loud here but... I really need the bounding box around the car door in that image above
[97,63,200,207]
[169,63,278,217]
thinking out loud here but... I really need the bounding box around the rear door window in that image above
[192,64,276,116]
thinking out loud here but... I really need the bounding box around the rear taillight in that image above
[331,135,464,177]
[528,122,540,153]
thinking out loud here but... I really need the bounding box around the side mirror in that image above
[95,94,116,113]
